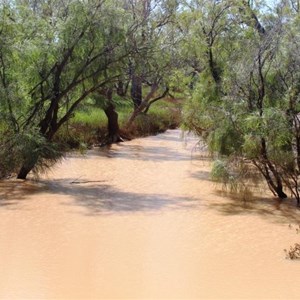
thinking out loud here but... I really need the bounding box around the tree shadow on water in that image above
[189,170,212,181]
[93,144,192,162]
[0,178,200,215]
[208,189,300,224]
[44,179,200,216]
[0,180,45,208]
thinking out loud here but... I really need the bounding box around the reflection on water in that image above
[0,130,300,299]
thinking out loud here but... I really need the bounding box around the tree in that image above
[123,0,181,127]
[88,0,182,145]
[182,0,300,204]
[0,0,132,179]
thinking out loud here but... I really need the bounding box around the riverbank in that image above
[0,130,300,299]
[55,99,181,148]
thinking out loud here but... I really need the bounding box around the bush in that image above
[0,128,64,178]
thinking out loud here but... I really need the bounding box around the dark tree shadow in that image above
[46,179,200,216]
[0,130,204,214]
[189,170,212,181]
[83,144,194,162]
[0,179,47,208]
[0,178,201,216]
[208,189,300,224]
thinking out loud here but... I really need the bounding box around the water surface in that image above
[0,130,300,299]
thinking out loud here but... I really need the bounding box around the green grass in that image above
[72,107,107,127]
[71,106,133,129]
[55,99,181,148]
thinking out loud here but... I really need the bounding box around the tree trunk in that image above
[17,159,37,179]
[258,138,288,199]
[275,186,288,199]
[17,166,31,179]
[127,83,160,128]
[208,47,221,85]
[104,102,123,144]
[131,74,142,109]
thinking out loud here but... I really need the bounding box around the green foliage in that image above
[182,0,300,204]
[0,128,63,178]
[211,160,232,184]
[242,135,261,159]
[1,0,300,189]
[0,0,135,177]
[208,124,242,156]
[210,158,257,200]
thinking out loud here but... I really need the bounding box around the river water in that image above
[0,129,300,299]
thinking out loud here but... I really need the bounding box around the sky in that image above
[264,0,280,8]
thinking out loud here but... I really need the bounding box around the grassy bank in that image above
[55,99,181,148]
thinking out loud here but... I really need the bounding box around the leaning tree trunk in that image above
[17,160,37,179]
[17,167,31,179]
[17,113,57,179]
[263,166,287,199]
[258,138,288,199]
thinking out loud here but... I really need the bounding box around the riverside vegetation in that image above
[55,99,181,149]
[1,0,300,208]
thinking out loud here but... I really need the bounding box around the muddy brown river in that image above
[0,129,300,299]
